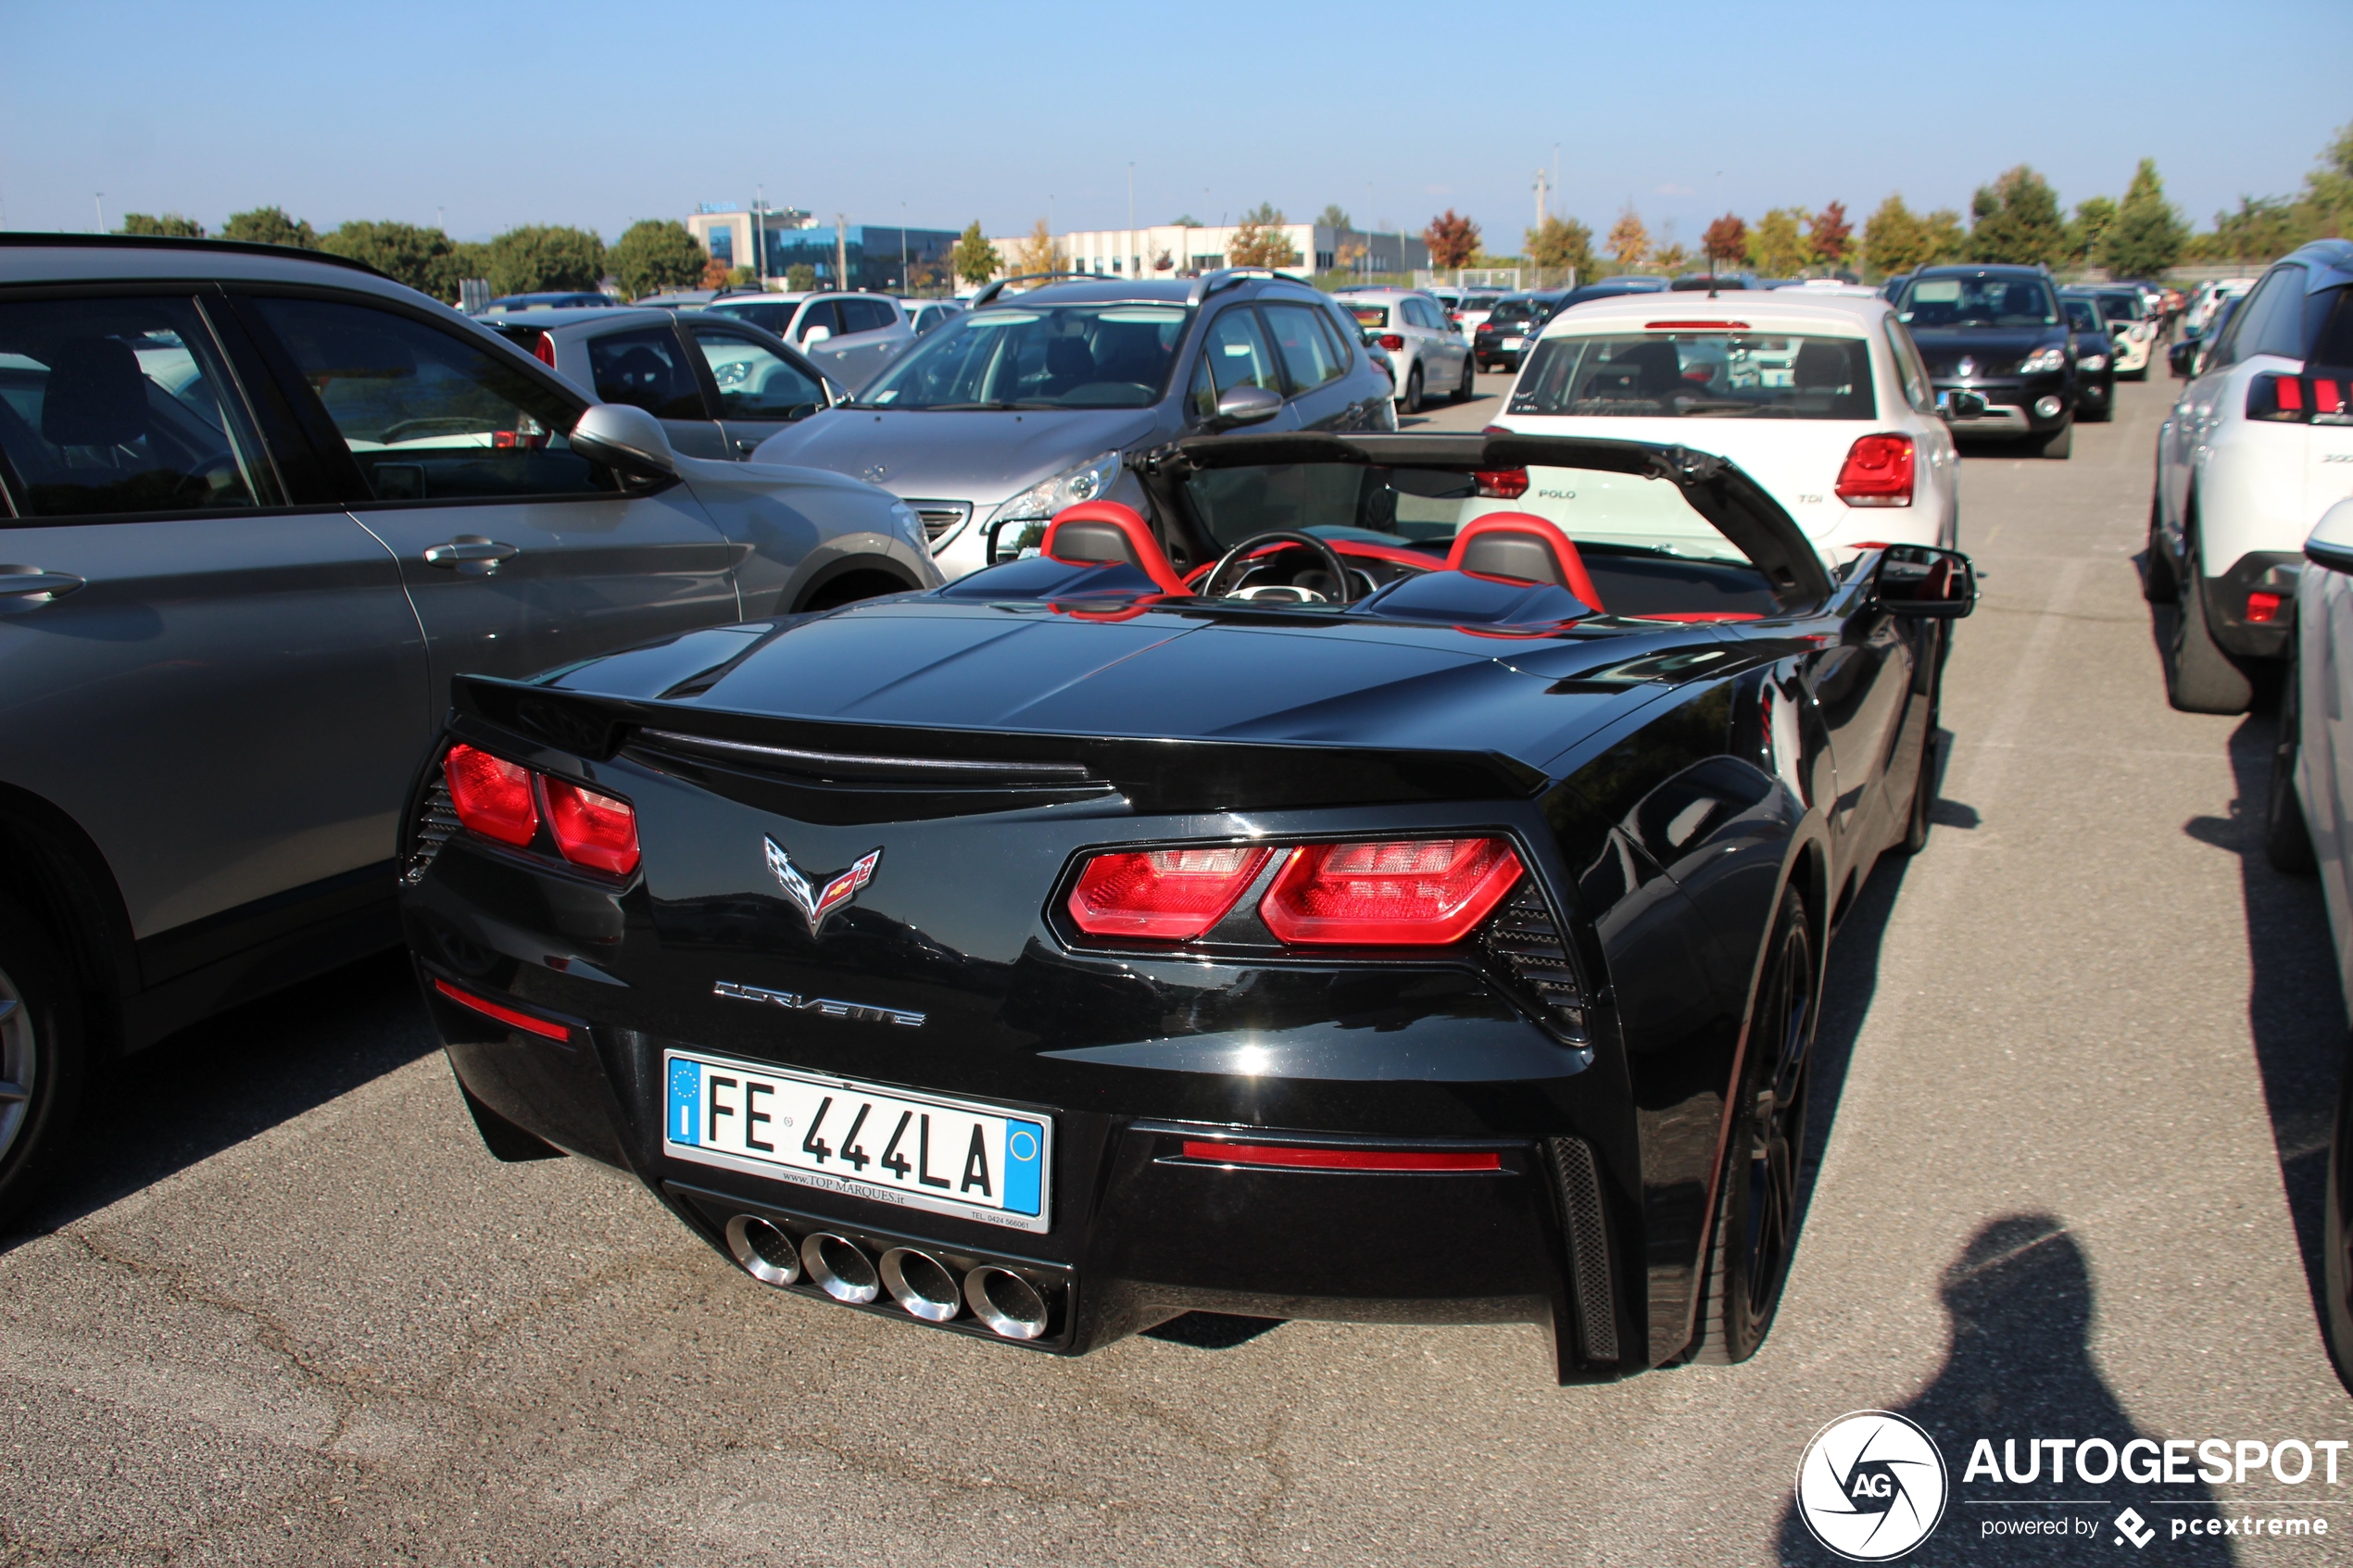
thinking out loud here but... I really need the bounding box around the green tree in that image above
[1526,214,1595,274]
[1967,166,2067,265]
[486,224,606,295]
[2303,119,2353,238]
[1241,201,1287,227]
[1604,208,1649,269]
[220,207,318,249]
[1315,203,1352,230]
[1745,208,1812,276]
[2068,195,2118,267]
[1920,208,1969,264]
[448,241,491,286]
[610,219,707,299]
[1169,214,1203,228]
[1229,216,1302,269]
[951,220,1000,286]
[322,220,457,297]
[728,266,757,288]
[2097,160,2186,277]
[120,212,204,238]
[1422,208,1480,269]
[1862,194,1925,276]
[2195,195,2306,264]
[785,262,818,291]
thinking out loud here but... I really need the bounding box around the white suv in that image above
[1331,287,1474,413]
[703,291,915,392]
[2151,240,2353,713]
[1489,290,1959,560]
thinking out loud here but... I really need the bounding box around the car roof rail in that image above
[1187,267,1279,307]
[968,270,1094,307]
[0,230,392,280]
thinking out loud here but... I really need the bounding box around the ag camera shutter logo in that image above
[1795,1411,1950,1561]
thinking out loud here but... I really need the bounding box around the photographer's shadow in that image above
[1776,1214,2226,1564]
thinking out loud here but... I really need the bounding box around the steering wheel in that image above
[1199,530,1356,604]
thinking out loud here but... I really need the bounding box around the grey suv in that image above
[0,235,941,1221]
[749,270,1398,578]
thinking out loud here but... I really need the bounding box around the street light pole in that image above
[1127,160,1134,278]
[756,182,766,287]
[93,192,103,234]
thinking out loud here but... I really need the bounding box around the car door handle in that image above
[422,536,520,574]
[0,568,85,599]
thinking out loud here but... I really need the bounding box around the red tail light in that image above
[1067,846,1274,940]
[2249,371,2353,422]
[444,744,538,846]
[432,977,573,1042]
[1180,1140,1501,1172]
[2247,591,2284,623]
[1378,332,1404,351]
[534,332,557,367]
[545,779,641,874]
[1259,838,1522,946]
[1834,433,1915,508]
[1472,468,1529,499]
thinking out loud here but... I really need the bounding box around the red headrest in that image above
[1444,512,1605,611]
[1040,501,1189,596]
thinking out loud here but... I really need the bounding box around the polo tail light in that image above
[1067,847,1274,940]
[1259,838,1522,946]
[545,779,641,874]
[444,744,537,846]
[1834,433,1915,508]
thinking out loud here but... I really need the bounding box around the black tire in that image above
[1453,354,1476,404]
[1691,885,1816,1365]
[2167,558,2255,714]
[1400,366,1423,416]
[0,895,88,1230]
[2142,495,2177,603]
[2323,1053,2353,1394]
[2038,417,2073,458]
[2082,391,2114,422]
[2267,633,2320,873]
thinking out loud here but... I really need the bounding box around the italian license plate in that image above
[1504,335,1524,348]
[662,1049,1051,1233]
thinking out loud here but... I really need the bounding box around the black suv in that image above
[1472,291,1567,371]
[1894,265,2078,458]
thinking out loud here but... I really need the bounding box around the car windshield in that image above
[1461,294,1502,310]
[849,301,1189,409]
[1487,298,1548,327]
[1177,458,1776,611]
[1508,332,1875,420]
[2063,299,2102,331]
[1898,275,2057,327]
[2095,294,2144,323]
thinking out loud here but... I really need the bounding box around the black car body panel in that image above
[401,432,1969,1382]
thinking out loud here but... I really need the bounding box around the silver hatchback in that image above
[0,235,940,1221]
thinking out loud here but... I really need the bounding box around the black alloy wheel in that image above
[1692,884,1816,1365]
[2323,1055,2353,1394]
[2141,493,2177,604]
[1400,366,1424,416]
[2266,631,2320,873]
[0,894,86,1229]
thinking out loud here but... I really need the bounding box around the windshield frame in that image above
[1896,271,2059,329]
[844,296,1194,411]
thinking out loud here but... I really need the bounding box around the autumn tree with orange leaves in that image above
[1423,208,1480,269]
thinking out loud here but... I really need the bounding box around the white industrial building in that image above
[984,223,1428,282]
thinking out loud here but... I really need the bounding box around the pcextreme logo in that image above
[1795,1411,1950,1561]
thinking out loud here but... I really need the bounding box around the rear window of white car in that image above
[1344,303,1390,330]
[1510,332,1876,420]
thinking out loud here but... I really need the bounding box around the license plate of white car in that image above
[662,1049,1051,1233]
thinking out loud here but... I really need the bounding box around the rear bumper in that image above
[2201,550,2304,660]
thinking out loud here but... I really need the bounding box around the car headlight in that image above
[2019,347,2067,375]
[2080,353,2109,372]
[887,500,927,549]
[984,449,1123,534]
[2129,322,2153,342]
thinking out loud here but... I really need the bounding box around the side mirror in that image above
[1208,384,1282,430]
[570,403,677,477]
[1871,545,1977,619]
[2169,340,2201,379]
[1938,389,1987,420]
[801,324,833,346]
[2306,499,2353,576]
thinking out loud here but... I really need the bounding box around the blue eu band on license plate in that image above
[661,1049,1051,1234]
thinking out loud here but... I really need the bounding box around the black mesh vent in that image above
[402,779,459,885]
[1546,1135,1618,1363]
[1480,882,1589,1045]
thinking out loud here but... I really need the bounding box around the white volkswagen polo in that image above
[1489,291,1959,560]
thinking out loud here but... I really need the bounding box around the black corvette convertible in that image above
[399,431,1972,1382]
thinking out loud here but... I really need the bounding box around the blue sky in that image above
[4,0,2346,247]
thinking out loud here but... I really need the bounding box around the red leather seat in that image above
[1041,502,1190,596]
[1445,512,1606,611]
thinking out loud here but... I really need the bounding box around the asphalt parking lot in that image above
[5,367,2347,1565]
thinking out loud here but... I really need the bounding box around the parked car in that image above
[1893,265,2078,458]
[2057,292,2117,420]
[397,428,1974,1377]
[2263,495,2353,1385]
[1474,291,1568,372]
[2149,239,2353,713]
[631,290,722,312]
[2184,277,2259,339]
[2090,286,2157,380]
[1670,272,1764,292]
[1551,277,1671,312]
[477,307,846,461]
[1450,290,1504,341]
[902,299,965,336]
[703,292,915,393]
[1491,289,1959,559]
[484,291,616,313]
[0,233,943,1223]
[1332,286,1475,414]
[750,271,1397,579]
[2171,294,2246,379]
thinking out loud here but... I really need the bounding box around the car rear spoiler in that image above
[449,676,1553,814]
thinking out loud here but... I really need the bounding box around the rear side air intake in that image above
[1480,882,1590,1044]
[402,777,459,884]
[1545,1135,1617,1363]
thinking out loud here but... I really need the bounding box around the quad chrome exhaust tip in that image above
[963,1264,1051,1340]
[724,1214,801,1286]
[880,1247,963,1323]
[800,1231,881,1304]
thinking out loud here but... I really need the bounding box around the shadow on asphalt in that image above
[1774,1215,2228,1565]
[0,948,434,1255]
